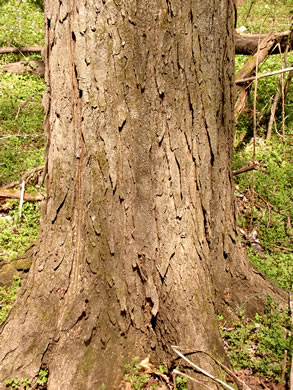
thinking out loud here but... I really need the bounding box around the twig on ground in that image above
[196,350,252,390]
[232,164,257,176]
[254,191,292,234]
[0,46,43,54]
[173,369,213,390]
[281,349,288,389]
[235,66,293,84]
[14,94,35,119]
[173,347,253,390]
[171,345,235,390]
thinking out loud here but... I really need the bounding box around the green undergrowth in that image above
[0,0,44,331]
[0,275,20,324]
[0,199,40,325]
[0,0,44,71]
[0,0,46,185]
[0,71,46,185]
[5,368,48,389]
[0,0,44,50]
[236,0,292,33]
[230,1,293,383]
[219,297,292,383]
[0,200,40,261]
[234,27,293,292]
[235,53,293,135]
[233,137,292,290]
[123,357,188,390]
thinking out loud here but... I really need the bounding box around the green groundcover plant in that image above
[220,297,292,383]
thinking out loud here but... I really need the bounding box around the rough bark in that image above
[0,1,286,389]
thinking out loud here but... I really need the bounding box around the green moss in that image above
[76,346,96,383]
[15,257,33,272]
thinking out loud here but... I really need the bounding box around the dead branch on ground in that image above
[0,46,43,54]
[2,60,44,77]
[0,188,44,202]
[235,31,293,55]
[234,32,281,121]
[232,164,257,176]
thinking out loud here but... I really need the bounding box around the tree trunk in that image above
[0,0,286,389]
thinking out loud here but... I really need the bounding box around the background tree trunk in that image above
[0,0,285,389]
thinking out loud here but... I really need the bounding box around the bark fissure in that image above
[67,11,86,298]
[51,192,67,224]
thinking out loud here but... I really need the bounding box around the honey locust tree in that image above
[0,0,285,388]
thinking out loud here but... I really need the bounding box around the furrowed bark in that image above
[0,1,286,389]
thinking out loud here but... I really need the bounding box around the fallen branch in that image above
[267,54,292,139]
[0,46,43,54]
[235,32,279,86]
[2,60,45,77]
[0,188,44,202]
[234,32,279,121]
[232,164,257,176]
[235,31,293,55]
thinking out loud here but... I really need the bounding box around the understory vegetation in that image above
[0,0,292,388]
